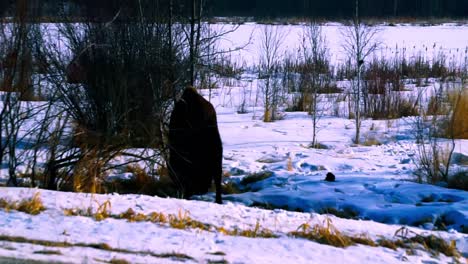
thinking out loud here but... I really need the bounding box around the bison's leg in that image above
[207,126,223,204]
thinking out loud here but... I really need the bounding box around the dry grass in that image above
[308,142,329,149]
[350,234,377,247]
[394,227,460,258]
[73,149,106,194]
[0,193,46,215]
[287,157,293,171]
[220,181,243,195]
[377,227,460,258]
[288,219,461,259]
[65,205,278,240]
[362,135,382,147]
[426,94,449,116]
[289,218,354,248]
[33,250,62,255]
[103,164,178,197]
[447,89,468,139]
[168,210,210,230]
[63,199,111,221]
[61,204,462,259]
[125,165,151,187]
[156,252,195,261]
[377,237,404,250]
[427,88,468,140]
[222,220,276,238]
[240,171,273,185]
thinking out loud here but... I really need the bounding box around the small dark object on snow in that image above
[325,172,335,182]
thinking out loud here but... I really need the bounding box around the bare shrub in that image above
[59,21,177,149]
[364,89,419,119]
[413,81,466,187]
[414,140,451,184]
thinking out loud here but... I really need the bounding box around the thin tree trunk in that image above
[355,0,361,144]
[189,0,196,86]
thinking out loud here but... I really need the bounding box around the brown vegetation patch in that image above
[0,234,195,261]
[0,193,46,215]
[240,171,273,185]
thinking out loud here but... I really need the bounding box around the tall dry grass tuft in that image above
[0,192,46,215]
[73,149,106,194]
[393,227,460,258]
[125,165,152,189]
[63,198,111,221]
[289,218,354,248]
[447,89,468,139]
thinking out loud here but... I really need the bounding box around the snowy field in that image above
[0,23,467,263]
[216,22,468,67]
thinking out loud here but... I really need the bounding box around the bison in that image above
[168,87,223,204]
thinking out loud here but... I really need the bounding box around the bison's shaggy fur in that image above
[168,87,223,204]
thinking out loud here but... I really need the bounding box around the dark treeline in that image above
[213,0,468,19]
[1,0,193,21]
[1,0,467,21]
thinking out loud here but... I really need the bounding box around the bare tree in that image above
[393,0,399,17]
[341,0,380,144]
[186,0,244,90]
[301,21,330,147]
[258,25,284,122]
[0,0,37,99]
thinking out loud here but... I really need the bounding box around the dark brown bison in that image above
[168,87,223,204]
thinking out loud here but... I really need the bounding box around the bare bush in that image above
[413,80,466,188]
[0,1,48,186]
[33,1,236,196]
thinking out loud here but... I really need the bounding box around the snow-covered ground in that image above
[0,187,466,264]
[211,79,466,225]
[0,23,467,263]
